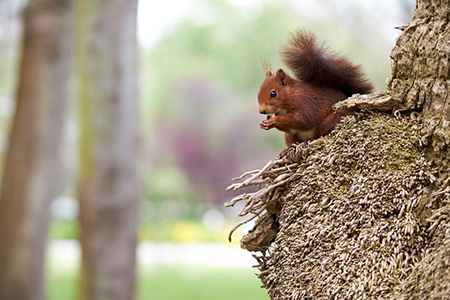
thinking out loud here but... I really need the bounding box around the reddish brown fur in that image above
[280,30,373,97]
[258,30,373,146]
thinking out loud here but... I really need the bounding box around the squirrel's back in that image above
[280,30,373,97]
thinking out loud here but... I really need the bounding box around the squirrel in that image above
[258,30,373,146]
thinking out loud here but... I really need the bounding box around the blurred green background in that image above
[0,0,414,299]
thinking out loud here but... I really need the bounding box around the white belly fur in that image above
[290,129,315,141]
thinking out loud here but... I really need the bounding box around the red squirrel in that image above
[258,30,373,146]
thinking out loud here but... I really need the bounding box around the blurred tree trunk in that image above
[0,0,73,300]
[75,0,140,299]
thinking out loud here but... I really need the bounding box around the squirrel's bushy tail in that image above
[280,30,373,97]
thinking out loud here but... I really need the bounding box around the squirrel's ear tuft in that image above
[276,69,287,85]
[262,59,272,77]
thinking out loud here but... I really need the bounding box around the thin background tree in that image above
[76,0,140,299]
[0,0,73,299]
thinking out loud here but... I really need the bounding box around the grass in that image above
[48,270,78,300]
[138,266,269,300]
[47,219,268,299]
[47,264,270,300]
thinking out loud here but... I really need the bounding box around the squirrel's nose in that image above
[260,110,266,115]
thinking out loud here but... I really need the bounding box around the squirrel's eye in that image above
[270,91,277,99]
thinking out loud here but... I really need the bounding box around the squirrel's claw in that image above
[260,119,273,130]
[277,149,287,159]
[265,117,277,129]
[260,120,267,130]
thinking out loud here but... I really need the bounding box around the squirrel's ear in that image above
[276,69,287,86]
[262,59,272,78]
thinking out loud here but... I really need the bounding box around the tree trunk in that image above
[227,0,450,299]
[75,0,140,299]
[388,0,450,171]
[0,1,73,300]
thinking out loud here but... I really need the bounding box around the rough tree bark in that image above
[76,0,140,299]
[227,0,450,299]
[388,0,450,170]
[0,1,73,300]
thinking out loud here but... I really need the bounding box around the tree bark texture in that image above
[0,1,73,300]
[388,0,450,171]
[76,0,140,299]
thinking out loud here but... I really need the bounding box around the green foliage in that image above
[49,217,240,243]
[141,0,298,119]
[143,167,191,203]
[138,219,239,243]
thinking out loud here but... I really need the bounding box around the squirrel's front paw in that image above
[262,117,277,130]
[260,119,274,130]
[260,120,269,130]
